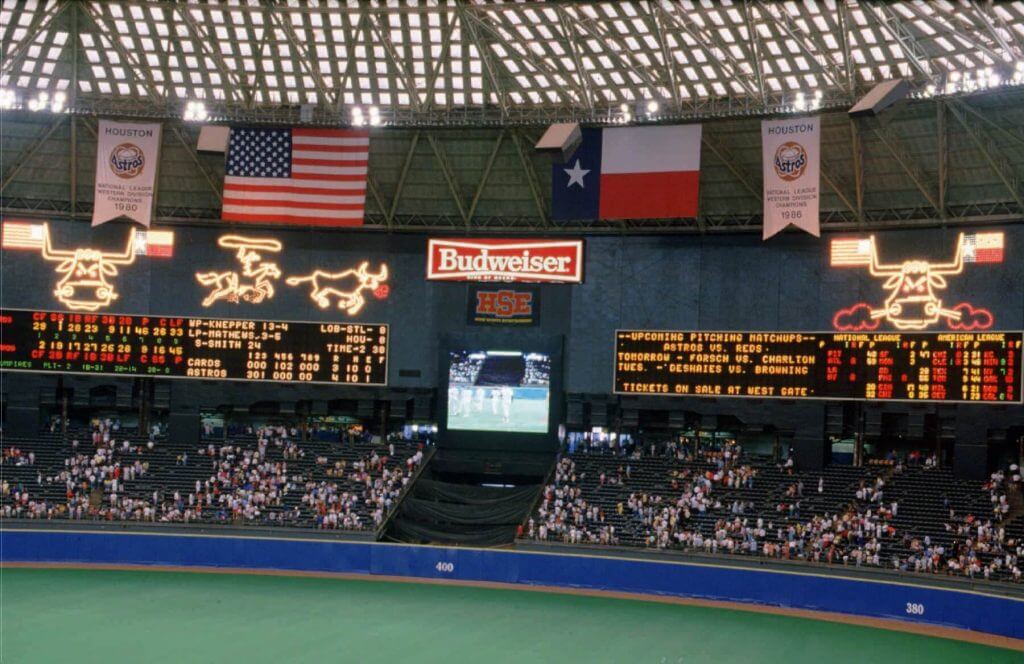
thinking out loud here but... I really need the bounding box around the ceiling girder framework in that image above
[1,89,1023,234]
[1,1,1023,126]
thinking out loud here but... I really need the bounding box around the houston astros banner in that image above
[761,117,820,240]
[92,119,162,227]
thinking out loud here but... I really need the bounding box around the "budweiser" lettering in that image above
[438,249,570,274]
[427,238,583,283]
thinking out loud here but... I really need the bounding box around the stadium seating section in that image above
[2,426,1021,584]
[1,424,424,531]
[523,443,1023,584]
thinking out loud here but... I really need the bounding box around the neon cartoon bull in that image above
[286,262,389,315]
[830,232,1001,330]
[42,226,137,312]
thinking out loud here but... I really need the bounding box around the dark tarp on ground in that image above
[385,519,514,547]
[385,479,542,546]
[413,479,538,505]
[401,496,531,526]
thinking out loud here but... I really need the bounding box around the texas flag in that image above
[552,125,702,221]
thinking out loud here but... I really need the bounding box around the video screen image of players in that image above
[447,350,551,434]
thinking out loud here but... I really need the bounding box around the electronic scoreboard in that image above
[614,330,1022,403]
[0,309,388,386]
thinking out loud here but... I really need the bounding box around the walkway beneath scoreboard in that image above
[380,448,554,547]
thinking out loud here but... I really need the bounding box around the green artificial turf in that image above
[0,568,1016,663]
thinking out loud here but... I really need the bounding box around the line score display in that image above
[614,330,1022,403]
[0,309,388,386]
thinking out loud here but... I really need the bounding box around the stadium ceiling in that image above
[2,1,1024,127]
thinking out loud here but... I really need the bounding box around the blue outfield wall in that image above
[2,529,1022,640]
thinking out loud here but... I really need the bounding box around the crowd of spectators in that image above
[304,447,424,530]
[522,356,550,386]
[447,353,482,386]
[907,464,1024,581]
[524,440,1024,584]
[528,457,617,545]
[0,420,428,531]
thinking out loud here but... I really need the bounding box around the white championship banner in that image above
[92,120,162,227]
[762,116,820,240]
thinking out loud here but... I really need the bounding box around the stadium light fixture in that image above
[49,91,66,113]
[27,91,50,112]
[351,106,365,127]
[0,88,17,110]
[646,100,659,114]
[183,101,208,122]
[368,106,381,126]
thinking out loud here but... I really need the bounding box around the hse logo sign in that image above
[427,238,583,283]
[830,232,1002,331]
[476,290,533,318]
[467,285,539,326]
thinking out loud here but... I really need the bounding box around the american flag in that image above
[1,221,46,250]
[222,127,369,226]
[830,237,874,266]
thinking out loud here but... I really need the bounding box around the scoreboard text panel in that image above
[0,309,388,386]
[614,331,1022,403]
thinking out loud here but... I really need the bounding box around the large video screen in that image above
[446,350,551,433]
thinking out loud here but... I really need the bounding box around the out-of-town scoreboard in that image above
[614,330,1022,403]
[0,309,388,386]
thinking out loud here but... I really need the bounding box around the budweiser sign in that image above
[426,238,584,283]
